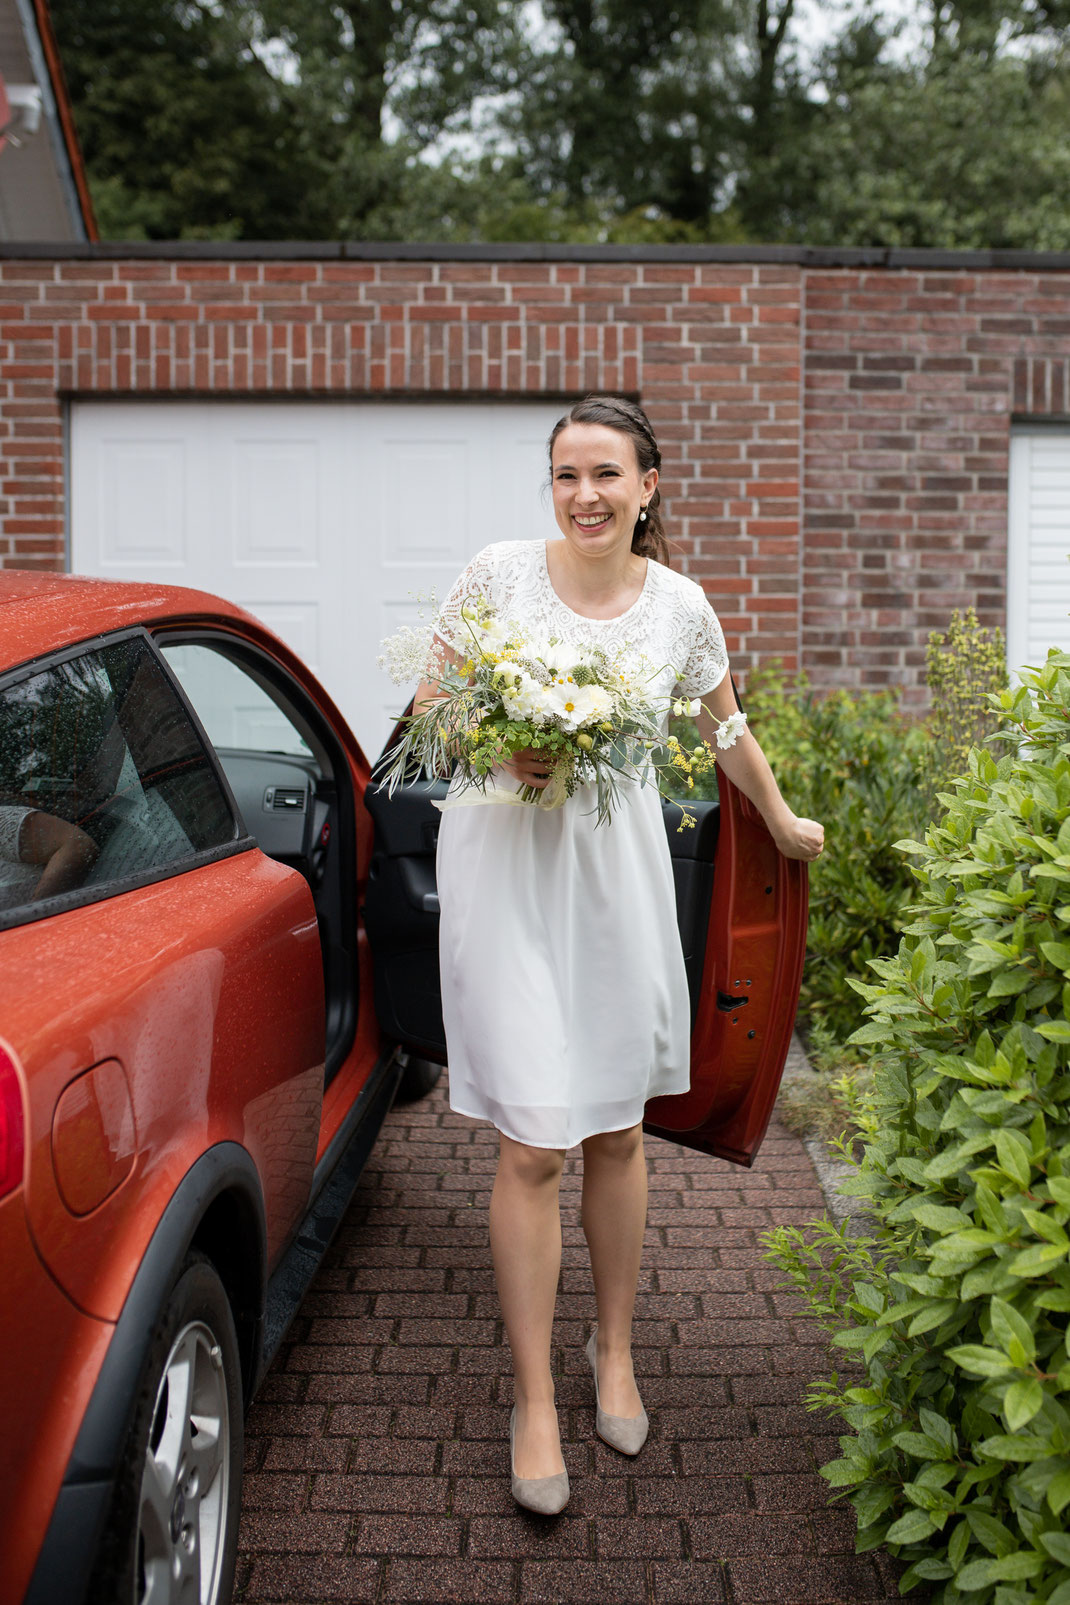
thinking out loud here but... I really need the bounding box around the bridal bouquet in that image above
[375,596,747,830]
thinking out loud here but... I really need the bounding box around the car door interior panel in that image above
[662,796,719,1031]
[362,777,449,1063]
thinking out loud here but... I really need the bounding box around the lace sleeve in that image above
[433,545,499,655]
[0,805,31,863]
[675,592,729,697]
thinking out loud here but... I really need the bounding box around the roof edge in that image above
[1,239,1069,270]
[29,0,97,240]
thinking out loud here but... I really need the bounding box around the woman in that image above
[412,395,824,1515]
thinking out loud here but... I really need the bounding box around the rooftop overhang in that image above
[0,0,96,241]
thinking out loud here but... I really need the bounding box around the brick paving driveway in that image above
[235,1067,908,1605]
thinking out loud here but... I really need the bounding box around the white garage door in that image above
[70,400,566,756]
[1008,428,1070,682]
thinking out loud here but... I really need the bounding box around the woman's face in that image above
[550,422,658,559]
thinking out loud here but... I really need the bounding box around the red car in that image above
[0,568,806,1605]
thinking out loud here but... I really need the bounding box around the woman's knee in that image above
[498,1132,566,1187]
[582,1123,645,1165]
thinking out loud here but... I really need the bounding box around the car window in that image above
[163,644,313,759]
[0,634,237,921]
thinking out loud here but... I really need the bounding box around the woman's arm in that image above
[693,671,824,862]
[20,810,99,899]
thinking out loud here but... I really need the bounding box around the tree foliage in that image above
[49,0,1070,245]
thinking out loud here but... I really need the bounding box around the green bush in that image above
[923,608,1010,812]
[666,662,932,1044]
[763,650,1070,1604]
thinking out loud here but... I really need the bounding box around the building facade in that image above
[2,242,1068,744]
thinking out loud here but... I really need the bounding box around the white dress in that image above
[433,539,730,1150]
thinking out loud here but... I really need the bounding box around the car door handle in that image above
[422,892,440,914]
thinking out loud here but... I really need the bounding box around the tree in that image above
[496,0,740,230]
[50,0,1070,247]
[760,15,1070,249]
[232,0,528,238]
[49,0,322,238]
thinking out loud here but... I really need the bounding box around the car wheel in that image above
[90,1252,244,1605]
[395,1053,443,1103]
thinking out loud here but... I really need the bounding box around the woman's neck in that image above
[546,538,646,612]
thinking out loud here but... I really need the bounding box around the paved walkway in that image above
[235,1061,908,1605]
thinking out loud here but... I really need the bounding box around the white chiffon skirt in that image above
[435,766,692,1150]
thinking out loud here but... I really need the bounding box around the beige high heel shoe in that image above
[585,1326,649,1456]
[509,1405,570,1515]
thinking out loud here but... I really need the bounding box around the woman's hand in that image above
[499,745,554,789]
[772,813,825,862]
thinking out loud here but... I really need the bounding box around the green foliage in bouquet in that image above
[763,650,1070,1605]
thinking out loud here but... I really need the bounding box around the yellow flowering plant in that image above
[375,597,746,830]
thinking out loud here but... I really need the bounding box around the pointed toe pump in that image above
[509,1405,570,1515]
[585,1326,649,1456]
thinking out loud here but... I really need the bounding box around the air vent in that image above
[264,786,306,812]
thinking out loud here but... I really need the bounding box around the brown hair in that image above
[547,395,670,566]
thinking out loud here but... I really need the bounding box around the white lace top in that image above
[0,804,40,910]
[434,540,729,732]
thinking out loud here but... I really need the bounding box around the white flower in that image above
[377,623,436,685]
[503,672,555,724]
[544,682,615,732]
[493,659,523,688]
[715,711,748,749]
[574,684,614,724]
[477,616,512,651]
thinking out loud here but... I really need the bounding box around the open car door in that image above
[362,683,808,1169]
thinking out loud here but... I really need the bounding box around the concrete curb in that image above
[777,1033,865,1233]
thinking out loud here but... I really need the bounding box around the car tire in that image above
[89,1251,244,1605]
[395,1053,443,1103]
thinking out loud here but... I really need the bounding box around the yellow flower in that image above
[576,732,593,751]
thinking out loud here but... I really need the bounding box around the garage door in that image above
[70,400,566,755]
[1008,427,1070,683]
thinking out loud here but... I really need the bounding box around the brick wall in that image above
[0,256,802,683]
[803,268,1070,702]
[2,247,1069,698]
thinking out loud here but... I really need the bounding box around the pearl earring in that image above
[639,506,648,522]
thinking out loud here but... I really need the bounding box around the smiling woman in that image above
[402,393,825,1515]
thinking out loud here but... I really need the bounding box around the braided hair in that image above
[547,395,670,566]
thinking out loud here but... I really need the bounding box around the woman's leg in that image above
[490,1131,568,1478]
[579,1123,647,1417]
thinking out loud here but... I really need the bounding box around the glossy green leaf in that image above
[1003,1378,1044,1430]
[965,1509,1016,1556]
[1047,1468,1070,1515]
[995,1129,1033,1188]
[990,1297,1036,1364]
[1040,1531,1070,1565]
[885,1508,937,1544]
[946,1344,1016,1377]
[956,1552,1045,1588]
[1007,1242,1067,1276]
